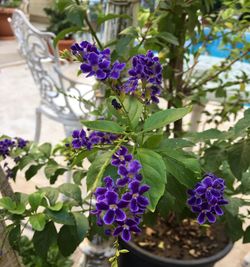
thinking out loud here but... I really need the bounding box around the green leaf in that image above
[143,106,192,132]
[225,212,244,241]
[25,164,43,180]
[240,171,250,194]
[48,202,63,211]
[0,197,16,210]
[73,170,85,185]
[29,213,46,231]
[66,3,85,27]
[28,192,44,211]
[39,187,59,206]
[58,183,82,204]
[225,197,243,216]
[8,225,21,250]
[136,148,167,211]
[45,159,67,184]
[39,143,52,158]
[9,203,26,215]
[123,96,143,129]
[54,26,82,47]
[143,134,163,149]
[72,212,89,240]
[228,139,250,179]
[32,221,57,259]
[97,13,131,25]
[86,151,113,191]
[81,120,125,134]
[119,26,138,37]
[57,225,81,256]
[243,226,250,243]
[18,155,34,170]
[157,138,195,150]
[187,129,226,141]
[155,32,179,46]
[45,208,75,225]
[116,36,134,56]
[162,149,200,188]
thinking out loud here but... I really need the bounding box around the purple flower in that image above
[71,41,126,80]
[111,146,132,167]
[117,160,142,186]
[80,52,111,80]
[122,50,162,103]
[71,129,118,150]
[109,60,126,79]
[92,147,150,242]
[113,218,141,242]
[0,139,15,158]
[95,191,128,225]
[16,138,28,148]
[187,173,228,224]
[122,180,150,213]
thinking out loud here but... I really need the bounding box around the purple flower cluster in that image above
[123,50,162,104]
[71,41,125,80]
[0,138,28,159]
[92,146,150,242]
[0,137,28,179]
[71,129,118,150]
[187,173,228,224]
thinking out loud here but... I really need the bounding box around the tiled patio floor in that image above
[0,39,250,267]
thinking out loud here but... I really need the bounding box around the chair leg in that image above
[34,108,42,143]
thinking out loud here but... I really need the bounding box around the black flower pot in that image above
[119,239,233,267]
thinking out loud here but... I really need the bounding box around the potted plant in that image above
[0,0,21,39]
[0,1,250,266]
[0,38,250,267]
[44,0,78,52]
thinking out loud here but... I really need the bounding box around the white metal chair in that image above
[8,9,95,141]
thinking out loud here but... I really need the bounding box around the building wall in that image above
[29,0,53,23]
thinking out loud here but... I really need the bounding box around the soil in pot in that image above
[119,217,232,267]
[0,7,15,40]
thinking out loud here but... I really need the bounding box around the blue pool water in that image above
[188,27,250,62]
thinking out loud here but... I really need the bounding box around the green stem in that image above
[83,10,103,50]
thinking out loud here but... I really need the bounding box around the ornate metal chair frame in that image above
[8,9,95,141]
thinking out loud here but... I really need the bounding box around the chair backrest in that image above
[9,9,94,120]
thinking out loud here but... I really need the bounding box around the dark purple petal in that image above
[80,63,92,73]
[113,226,123,236]
[129,180,140,193]
[126,219,137,226]
[137,196,149,207]
[96,69,106,79]
[130,198,139,212]
[118,165,128,176]
[115,209,126,221]
[206,212,216,223]
[196,186,206,195]
[139,185,150,194]
[103,209,115,225]
[122,192,132,202]
[122,229,131,242]
[88,52,99,65]
[197,212,206,224]
[96,202,108,210]
[106,191,118,205]
[202,177,213,187]
[214,205,223,216]
[117,177,129,187]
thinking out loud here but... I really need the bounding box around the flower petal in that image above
[103,209,115,225]
[122,229,131,242]
[113,226,123,236]
[106,191,118,205]
[197,212,206,224]
[115,209,126,221]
